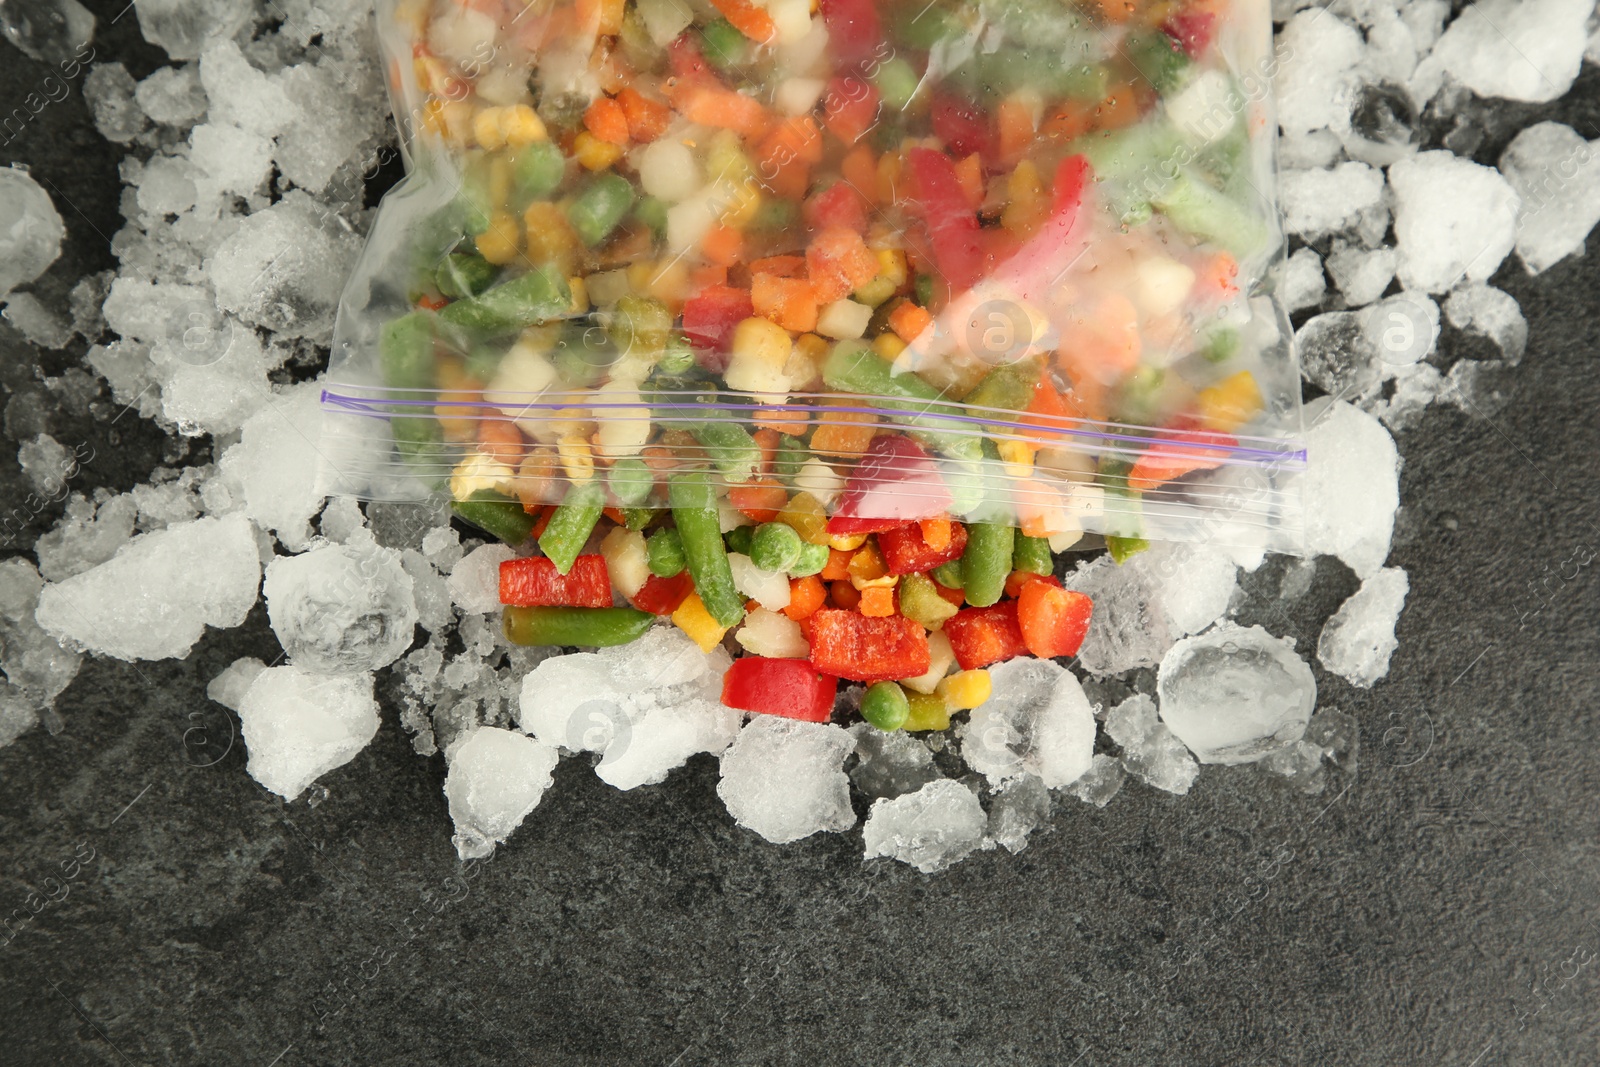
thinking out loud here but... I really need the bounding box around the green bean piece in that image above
[750,522,802,573]
[538,480,605,575]
[566,174,636,248]
[633,196,668,242]
[690,419,761,483]
[820,341,982,461]
[669,470,746,627]
[503,605,654,647]
[1107,535,1150,564]
[607,457,654,506]
[1013,534,1053,576]
[437,265,572,338]
[646,527,687,577]
[773,434,810,485]
[961,521,1015,608]
[435,253,498,300]
[451,491,535,546]
[621,507,655,531]
[860,681,911,732]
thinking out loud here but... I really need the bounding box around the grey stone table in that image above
[0,10,1596,1067]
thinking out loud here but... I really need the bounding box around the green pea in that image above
[861,681,911,732]
[931,560,964,589]
[724,524,753,556]
[657,334,697,376]
[790,540,830,578]
[607,457,654,506]
[646,527,686,577]
[872,57,922,111]
[700,18,747,70]
[750,522,802,573]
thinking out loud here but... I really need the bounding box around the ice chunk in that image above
[1278,129,1342,171]
[1415,0,1592,105]
[1300,398,1399,578]
[848,722,941,799]
[717,716,855,844]
[1444,283,1527,363]
[1278,246,1326,314]
[135,65,207,125]
[35,493,137,580]
[444,727,561,859]
[207,193,359,341]
[318,496,366,544]
[1279,163,1385,238]
[986,774,1051,854]
[1389,151,1520,293]
[862,779,987,873]
[1497,122,1600,275]
[217,383,325,549]
[1106,694,1199,795]
[0,0,93,64]
[593,695,741,791]
[35,514,260,661]
[198,39,297,137]
[263,537,418,673]
[963,658,1095,787]
[16,432,76,497]
[1065,753,1125,807]
[275,59,386,194]
[206,656,266,712]
[1318,566,1408,687]
[1157,623,1317,765]
[1326,245,1397,308]
[1273,10,1366,136]
[1343,80,1420,167]
[133,0,254,61]
[1142,541,1237,637]
[1064,555,1170,675]
[134,154,198,216]
[188,122,273,197]
[519,652,627,744]
[1297,311,1382,401]
[447,543,515,615]
[3,292,73,348]
[84,63,147,144]
[0,557,81,706]
[0,168,65,297]
[1361,291,1440,370]
[238,666,380,801]
[1370,360,1445,431]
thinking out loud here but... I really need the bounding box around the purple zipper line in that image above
[320,388,1309,467]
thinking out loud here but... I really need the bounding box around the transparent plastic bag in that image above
[321,0,1305,555]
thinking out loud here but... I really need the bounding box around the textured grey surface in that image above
[1,9,1598,1067]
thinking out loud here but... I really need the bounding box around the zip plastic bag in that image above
[321,0,1305,556]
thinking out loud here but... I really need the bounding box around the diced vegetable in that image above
[959,521,1015,608]
[503,605,654,647]
[646,527,687,576]
[499,554,613,607]
[669,469,747,627]
[827,434,953,534]
[860,681,910,731]
[721,657,837,722]
[943,601,1027,670]
[538,480,606,574]
[566,173,637,247]
[1015,578,1093,659]
[807,609,930,682]
[877,520,968,575]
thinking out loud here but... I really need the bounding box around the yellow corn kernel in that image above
[475,211,522,266]
[873,333,907,361]
[644,258,690,307]
[473,106,507,150]
[1197,370,1264,433]
[573,130,624,171]
[1002,159,1048,236]
[557,432,595,482]
[937,669,992,711]
[903,691,950,732]
[996,437,1035,480]
[672,592,730,652]
[795,332,829,368]
[827,532,867,552]
[450,453,516,500]
[847,543,888,585]
[566,275,590,315]
[776,492,830,545]
[500,103,548,147]
[731,317,793,369]
[875,247,908,288]
[524,202,579,270]
[719,180,762,228]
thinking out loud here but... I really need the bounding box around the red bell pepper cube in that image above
[1125,416,1238,492]
[499,554,612,608]
[818,0,884,67]
[931,92,993,160]
[1162,11,1218,58]
[804,181,869,235]
[808,609,931,682]
[668,33,714,81]
[630,571,694,616]
[721,657,839,722]
[877,521,968,576]
[822,76,880,145]
[943,601,1029,671]
[905,147,986,291]
[826,435,954,535]
[682,284,753,367]
[1016,580,1093,660]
